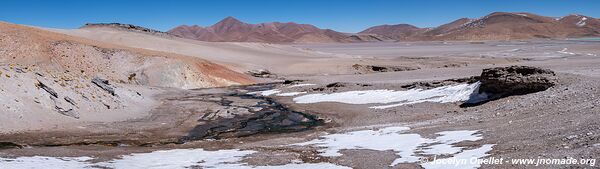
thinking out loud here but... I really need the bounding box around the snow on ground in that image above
[0,156,93,169]
[276,92,307,96]
[248,89,281,96]
[421,144,495,169]
[576,17,587,27]
[0,149,350,169]
[291,126,493,167]
[293,82,481,109]
[558,48,576,55]
[287,83,316,88]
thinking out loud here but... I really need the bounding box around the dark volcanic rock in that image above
[401,77,480,89]
[461,66,556,107]
[92,77,116,96]
[352,64,418,74]
[0,142,23,149]
[179,94,322,142]
[479,66,556,97]
[247,69,275,78]
[36,80,58,98]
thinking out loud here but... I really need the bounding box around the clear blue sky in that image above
[1,0,599,33]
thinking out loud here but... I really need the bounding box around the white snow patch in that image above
[248,89,281,96]
[0,149,350,169]
[0,156,93,169]
[421,144,495,169]
[99,149,254,169]
[287,84,316,88]
[292,127,489,167]
[293,82,481,109]
[516,13,528,17]
[557,48,576,55]
[276,92,307,97]
[576,17,587,27]
[422,131,483,155]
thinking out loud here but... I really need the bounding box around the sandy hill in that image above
[1,21,252,88]
[168,17,376,43]
[49,23,384,76]
[359,24,427,40]
[361,12,600,41]
[0,21,253,132]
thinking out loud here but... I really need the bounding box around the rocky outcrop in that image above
[352,64,419,74]
[181,94,322,141]
[462,66,556,106]
[35,80,58,98]
[479,66,556,97]
[247,69,275,78]
[81,23,177,38]
[92,77,116,96]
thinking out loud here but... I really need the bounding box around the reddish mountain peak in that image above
[473,11,555,26]
[389,24,420,28]
[423,18,473,36]
[559,14,590,20]
[220,16,243,24]
[212,16,247,27]
[169,17,352,43]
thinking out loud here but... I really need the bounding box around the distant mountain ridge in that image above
[81,23,177,38]
[362,12,600,41]
[167,17,386,43]
[100,12,600,43]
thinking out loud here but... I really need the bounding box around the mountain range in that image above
[167,17,378,43]
[164,12,600,43]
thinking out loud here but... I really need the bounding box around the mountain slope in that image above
[0,21,254,132]
[1,21,253,89]
[168,17,359,43]
[362,12,600,41]
[359,24,427,40]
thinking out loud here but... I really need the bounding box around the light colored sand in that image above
[46,27,367,75]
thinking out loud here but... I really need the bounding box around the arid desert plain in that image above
[1,14,600,169]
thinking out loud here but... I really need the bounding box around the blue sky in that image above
[1,0,599,33]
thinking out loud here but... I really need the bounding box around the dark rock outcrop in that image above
[352,64,419,74]
[36,80,58,98]
[463,66,556,107]
[179,94,322,141]
[92,77,116,96]
[479,66,556,97]
[247,69,275,78]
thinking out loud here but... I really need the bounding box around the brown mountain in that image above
[168,17,363,43]
[362,12,600,41]
[422,18,473,36]
[168,13,600,43]
[359,24,427,40]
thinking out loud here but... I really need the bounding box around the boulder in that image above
[479,65,556,97]
[462,66,556,107]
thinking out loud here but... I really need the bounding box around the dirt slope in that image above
[0,21,254,133]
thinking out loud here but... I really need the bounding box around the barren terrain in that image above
[1,22,600,169]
